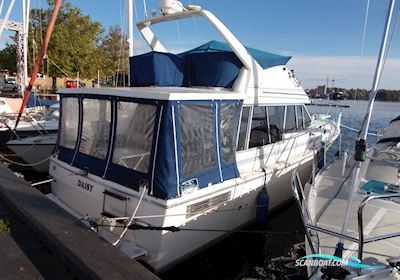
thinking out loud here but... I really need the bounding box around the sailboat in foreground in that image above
[292,0,400,279]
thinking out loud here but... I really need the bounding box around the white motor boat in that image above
[292,1,400,279]
[0,103,59,143]
[48,1,340,273]
[6,133,57,173]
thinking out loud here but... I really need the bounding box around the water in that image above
[309,100,400,155]
[161,100,400,280]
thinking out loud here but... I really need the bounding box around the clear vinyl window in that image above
[112,102,157,173]
[60,98,79,149]
[79,99,111,159]
[179,104,215,176]
[237,107,251,151]
[220,103,240,163]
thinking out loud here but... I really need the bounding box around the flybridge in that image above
[129,41,291,88]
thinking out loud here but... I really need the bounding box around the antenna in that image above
[142,0,148,18]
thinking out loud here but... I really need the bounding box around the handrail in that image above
[291,170,400,277]
[357,193,400,275]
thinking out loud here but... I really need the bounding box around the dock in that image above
[0,164,159,280]
[309,101,350,108]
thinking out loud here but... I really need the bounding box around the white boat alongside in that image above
[0,103,59,143]
[48,1,340,273]
[6,133,57,173]
[292,1,400,278]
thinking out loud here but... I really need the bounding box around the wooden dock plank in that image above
[0,164,159,280]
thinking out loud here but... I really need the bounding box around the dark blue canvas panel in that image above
[106,164,150,191]
[129,51,186,87]
[152,105,179,199]
[181,40,291,69]
[58,146,75,164]
[184,52,242,88]
[73,153,108,177]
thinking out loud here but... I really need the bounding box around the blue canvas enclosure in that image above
[183,52,242,88]
[129,51,186,87]
[152,100,242,199]
[129,41,290,88]
[181,40,292,69]
[58,94,242,200]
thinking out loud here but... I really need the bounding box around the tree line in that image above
[0,1,129,85]
[346,89,400,102]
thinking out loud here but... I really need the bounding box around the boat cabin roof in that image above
[58,87,245,101]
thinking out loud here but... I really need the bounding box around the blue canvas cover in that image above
[57,94,242,200]
[152,100,241,199]
[129,51,186,87]
[181,40,291,69]
[27,91,58,107]
[183,52,242,88]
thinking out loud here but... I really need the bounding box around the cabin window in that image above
[112,102,157,173]
[267,106,284,143]
[249,106,270,148]
[60,98,79,149]
[179,104,215,176]
[220,103,240,163]
[285,105,297,132]
[296,105,304,129]
[303,106,312,127]
[79,99,111,159]
[237,107,251,151]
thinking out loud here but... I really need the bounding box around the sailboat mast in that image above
[14,0,63,129]
[128,0,134,57]
[358,1,395,142]
[128,0,134,86]
[340,0,395,245]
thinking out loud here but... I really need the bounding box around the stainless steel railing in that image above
[291,171,400,276]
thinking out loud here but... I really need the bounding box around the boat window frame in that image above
[303,105,312,127]
[236,106,252,151]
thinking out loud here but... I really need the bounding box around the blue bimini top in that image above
[180,40,292,69]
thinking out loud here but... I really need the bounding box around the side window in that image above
[296,105,304,129]
[220,103,240,164]
[267,106,284,143]
[237,107,251,151]
[249,106,270,148]
[285,105,297,132]
[303,105,312,127]
[112,102,157,173]
[60,98,79,150]
[79,99,111,159]
[179,104,215,176]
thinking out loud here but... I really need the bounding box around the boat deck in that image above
[308,156,400,275]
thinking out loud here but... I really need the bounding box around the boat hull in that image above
[6,135,56,173]
[49,154,313,272]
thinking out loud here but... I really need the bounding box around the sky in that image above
[1,0,400,90]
